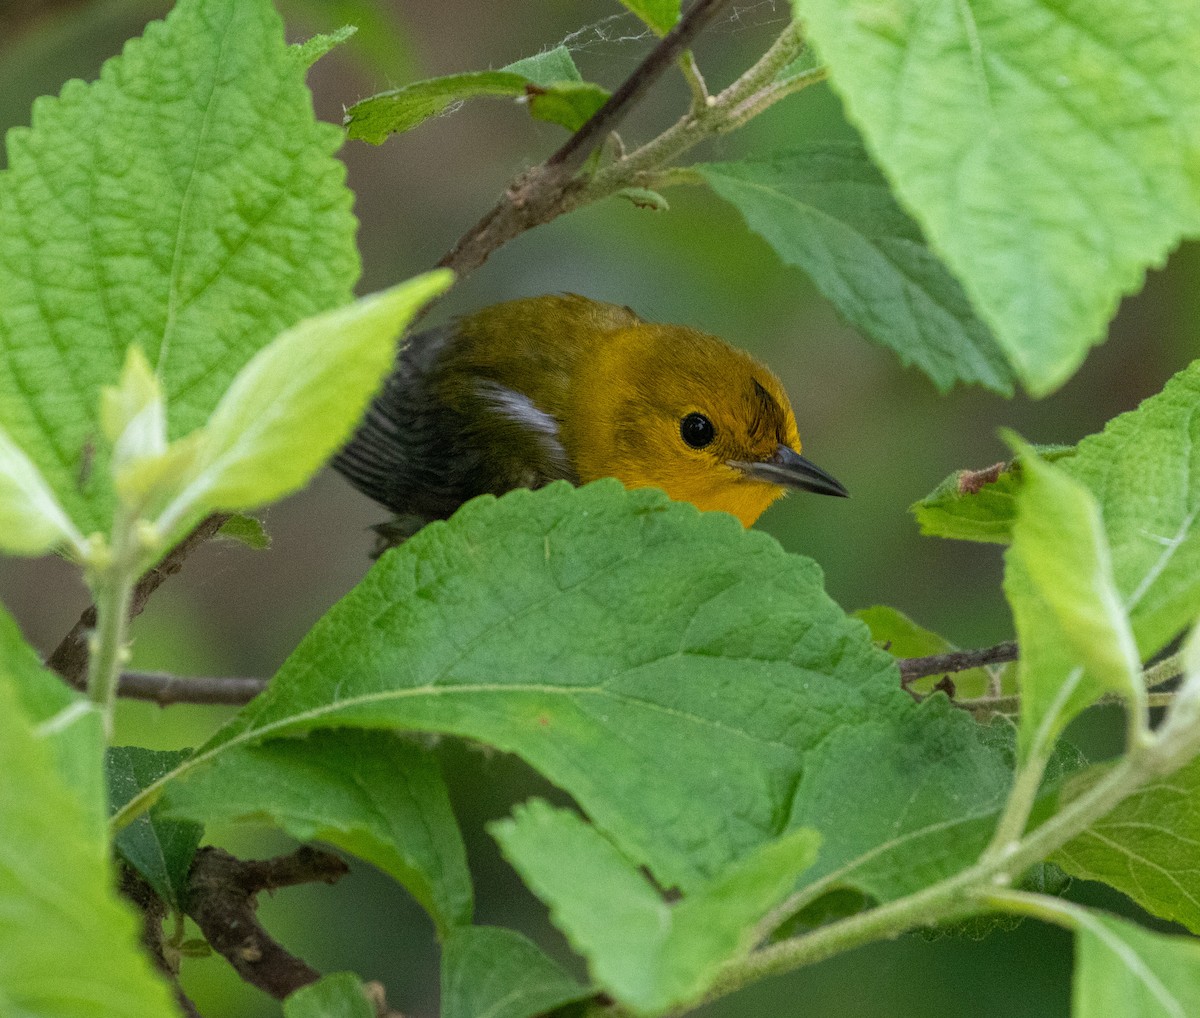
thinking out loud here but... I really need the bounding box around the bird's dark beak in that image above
[730,445,849,497]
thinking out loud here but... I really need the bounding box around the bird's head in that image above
[564,322,847,526]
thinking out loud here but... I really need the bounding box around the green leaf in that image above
[797,0,1200,395]
[291,25,357,68]
[0,422,84,556]
[1066,361,1200,657]
[283,972,373,1018]
[0,660,176,1016]
[154,481,902,894]
[0,0,360,531]
[441,925,592,1018]
[787,698,1011,903]
[345,45,609,144]
[1004,438,1141,759]
[526,81,610,134]
[1054,755,1200,936]
[919,361,1200,658]
[911,445,1075,544]
[492,800,819,1015]
[0,605,106,842]
[109,747,203,914]
[1074,909,1200,1017]
[155,272,452,539]
[855,604,991,695]
[912,460,1024,544]
[695,148,1013,394]
[217,512,271,550]
[1055,629,1200,934]
[162,730,473,935]
[618,0,680,35]
[503,47,585,87]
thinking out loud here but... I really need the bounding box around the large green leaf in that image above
[492,800,819,1015]
[0,660,176,1017]
[0,606,106,842]
[797,0,1200,394]
[163,730,473,935]
[1073,908,1200,1017]
[119,481,905,893]
[345,46,609,144]
[441,925,592,1018]
[0,0,359,530]
[696,149,1012,394]
[1004,441,1141,759]
[117,482,1024,929]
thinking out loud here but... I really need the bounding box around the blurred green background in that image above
[0,1,1196,1015]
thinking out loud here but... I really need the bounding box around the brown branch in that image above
[46,513,230,688]
[436,0,736,280]
[898,641,1018,683]
[185,846,349,1001]
[117,670,267,706]
[119,865,203,1018]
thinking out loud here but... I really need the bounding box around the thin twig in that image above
[117,670,267,707]
[186,846,348,1001]
[898,641,1019,683]
[437,0,735,279]
[46,513,230,688]
[119,866,204,1018]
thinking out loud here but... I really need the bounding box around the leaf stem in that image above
[84,512,140,738]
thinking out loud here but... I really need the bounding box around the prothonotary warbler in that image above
[334,294,847,543]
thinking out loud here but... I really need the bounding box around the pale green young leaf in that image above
[0,422,84,556]
[100,346,165,460]
[0,669,176,1017]
[696,149,1013,394]
[492,800,819,1015]
[291,25,357,68]
[798,0,1200,395]
[345,45,608,144]
[284,972,373,1018]
[618,0,681,35]
[0,605,106,842]
[109,748,203,914]
[1067,361,1200,657]
[1074,909,1200,1017]
[1004,439,1142,759]
[155,271,452,538]
[0,0,359,531]
[441,926,592,1018]
[162,730,473,935]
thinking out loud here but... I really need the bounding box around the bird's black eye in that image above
[680,412,715,449]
